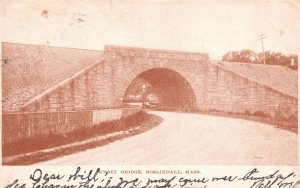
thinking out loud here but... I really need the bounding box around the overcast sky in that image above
[1,0,300,59]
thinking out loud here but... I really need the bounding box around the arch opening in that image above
[123,68,197,111]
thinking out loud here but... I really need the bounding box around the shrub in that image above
[252,111,269,118]
[209,108,219,112]
[244,110,251,115]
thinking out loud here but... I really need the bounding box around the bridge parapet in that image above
[104,45,209,62]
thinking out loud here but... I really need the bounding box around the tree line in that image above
[222,49,298,70]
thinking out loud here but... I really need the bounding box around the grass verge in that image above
[190,110,297,133]
[155,109,297,133]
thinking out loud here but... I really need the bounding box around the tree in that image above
[222,49,257,63]
[223,50,298,70]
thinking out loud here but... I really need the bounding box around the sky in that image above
[1,0,300,59]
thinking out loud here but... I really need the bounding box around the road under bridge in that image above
[36,111,297,166]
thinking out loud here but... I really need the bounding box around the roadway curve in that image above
[36,111,297,165]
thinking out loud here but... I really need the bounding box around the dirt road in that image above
[36,111,297,165]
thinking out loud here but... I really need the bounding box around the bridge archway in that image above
[123,68,197,111]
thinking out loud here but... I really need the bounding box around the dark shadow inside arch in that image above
[123,68,197,111]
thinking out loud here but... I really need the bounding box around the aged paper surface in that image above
[1,0,300,187]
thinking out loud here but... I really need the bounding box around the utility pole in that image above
[257,34,267,64]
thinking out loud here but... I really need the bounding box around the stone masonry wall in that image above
[203,64,297,117]
[20,45,297,119]
[107,46,297,118]
[21,60,116,112]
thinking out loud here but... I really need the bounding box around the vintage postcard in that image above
[1,0,299,187]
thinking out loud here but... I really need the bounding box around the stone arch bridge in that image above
[16,45,297,117]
